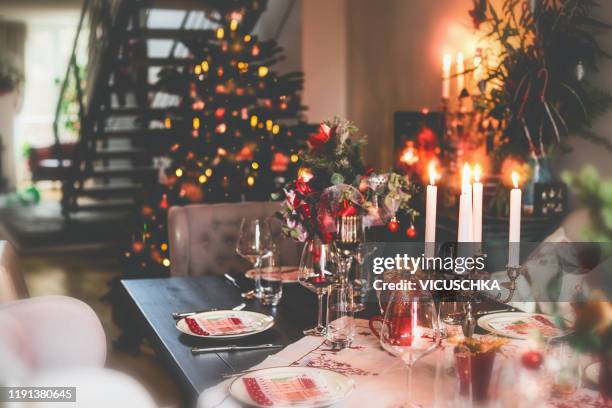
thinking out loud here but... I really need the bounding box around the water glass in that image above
[545,342,582,397]
[438,297,465,339]
[257,249,283,306]
[326,283,354,348]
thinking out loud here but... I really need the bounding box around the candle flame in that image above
[428,161,438,186]
[512,171,520,188]
[473,164,482,183]
[462,163,472,186]
[442,54,452,72]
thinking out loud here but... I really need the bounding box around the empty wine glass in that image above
[380,283,439,405]
[298,238,335,336]
[236,217,274,297]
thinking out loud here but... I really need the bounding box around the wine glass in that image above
[298,238,336,336]
[236,217,274,297]
[380,284,439,405]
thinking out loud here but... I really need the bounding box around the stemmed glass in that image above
[298,238,336,336]
[236,217,274,297]
[379,284,439,406]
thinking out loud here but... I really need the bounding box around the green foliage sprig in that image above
[471,0,612,159]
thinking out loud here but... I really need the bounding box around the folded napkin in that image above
[186,316,247,336]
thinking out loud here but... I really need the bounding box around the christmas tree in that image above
[122,0,313,277]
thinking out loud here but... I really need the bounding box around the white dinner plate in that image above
[477,312,566,340]
[245,266,300,283]
[229,366,355,408]
[585,362,601,385]
[176,310,274,339]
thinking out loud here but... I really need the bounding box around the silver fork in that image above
[172,303,246,320]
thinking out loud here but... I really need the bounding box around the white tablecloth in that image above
[198,319,603,408]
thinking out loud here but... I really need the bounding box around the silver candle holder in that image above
[461,262,523,338]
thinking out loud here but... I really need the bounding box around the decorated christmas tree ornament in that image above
[406,224,417,238]
[388,216,399,233]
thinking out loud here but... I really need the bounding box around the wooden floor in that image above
[21,247,180,407]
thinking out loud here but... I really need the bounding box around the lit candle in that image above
[442,53,451,100]
[458,163,473,242]
[508,171,522,267]
[425,162,438,258]
[456,52,465,93]
[472,164,483,245]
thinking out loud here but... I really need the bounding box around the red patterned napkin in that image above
[242,375,328,406]
[185,315,247,336]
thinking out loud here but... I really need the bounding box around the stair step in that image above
[94,147,149,158]
[78,184,144,198]
[101,128,175,139]
[108,82,163,93]
[149,0,217,10]
[102,107,181,117]
[135,28,212,41]
[120,57,195,67]
[90,166,158,179]
[71,200,136,213]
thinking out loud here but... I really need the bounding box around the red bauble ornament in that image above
[159,193,169,210]
[388,217,399,233]
[521,350,544,370]
[271,152,289,172]
[132,241,144,253]
[215,107,226,119]
[406,225,417,238]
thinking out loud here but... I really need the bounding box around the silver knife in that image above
[172,303,246,320]
[224,273,241,289]
[192,344,283,354]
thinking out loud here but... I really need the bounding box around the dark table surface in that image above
[120,274,512,406]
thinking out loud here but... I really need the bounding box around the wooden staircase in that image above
[53,0,253,216]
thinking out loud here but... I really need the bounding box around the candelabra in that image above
[461,262,523,338]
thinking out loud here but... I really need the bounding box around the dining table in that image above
[119,273,517,407]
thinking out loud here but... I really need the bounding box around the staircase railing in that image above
[53,0,134,215]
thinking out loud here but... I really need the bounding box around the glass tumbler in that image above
[326,283,355,349]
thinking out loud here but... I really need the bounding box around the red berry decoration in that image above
[406,225,417,238]
[521,350,544,370]
[388,217,399,233]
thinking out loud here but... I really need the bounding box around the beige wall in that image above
[302,0,347,121]
[346,0,474,169]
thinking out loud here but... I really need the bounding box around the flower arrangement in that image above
[277,117,418,242]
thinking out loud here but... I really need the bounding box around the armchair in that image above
[168,201,301,277]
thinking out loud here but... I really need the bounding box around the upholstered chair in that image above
[0,241,28,302]
[168,201,302,277]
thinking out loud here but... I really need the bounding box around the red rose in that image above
[307,123,334,149]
